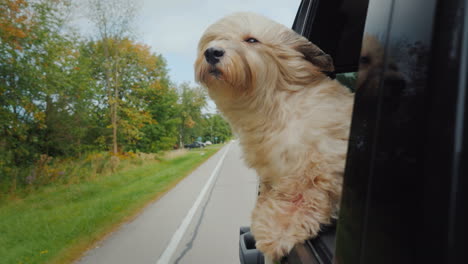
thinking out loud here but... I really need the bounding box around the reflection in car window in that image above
[336,0,438,263]
[336,72,357,92]
[335,0,394,262]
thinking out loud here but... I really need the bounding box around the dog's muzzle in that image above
[204,47,224,65]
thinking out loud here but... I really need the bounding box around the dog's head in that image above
[195,12,334,101]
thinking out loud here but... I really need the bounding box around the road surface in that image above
[76,141,258,264]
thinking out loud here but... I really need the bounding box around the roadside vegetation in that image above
[0,145,223,264]
[0,0,232,194]
[0,1,232,263]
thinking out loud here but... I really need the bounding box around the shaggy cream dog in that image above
[195,12,354,260]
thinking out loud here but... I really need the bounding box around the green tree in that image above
[39,39,97,157]
[0,0,226,194]
[86,0,138,154]
[0,0,82,165]
[0,0,110,191]
[176,83,207,146]
[203,114,232,144]
[138,84,180,152]
[84,37,178,153]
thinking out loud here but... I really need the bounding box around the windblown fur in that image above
[195,12,354,260]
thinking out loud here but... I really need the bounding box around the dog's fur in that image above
[195,13,354,260]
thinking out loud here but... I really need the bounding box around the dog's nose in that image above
[204,47,225,65]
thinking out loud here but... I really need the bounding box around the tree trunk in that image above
[112,103,117,154]
[112,59,119,155]
[45,95,53,156]
[102,38,118,155]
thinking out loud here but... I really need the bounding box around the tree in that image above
[0,0,81,165]
[176,83,207,146]
[40,39,97,157]
[203,114,232,144]
[138,83,180,152]
[84,37,177,152]
[0,0,30,50]
[0,0,179,190]
[86,0,138,154]
[0,0,34,168]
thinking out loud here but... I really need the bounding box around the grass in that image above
[0,145,223,264]
[1,151,163,196]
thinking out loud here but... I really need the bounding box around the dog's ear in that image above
[295,41,335,73]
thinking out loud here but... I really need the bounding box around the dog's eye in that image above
[245,37,259,43]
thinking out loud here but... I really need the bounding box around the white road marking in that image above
[156,143,232,264]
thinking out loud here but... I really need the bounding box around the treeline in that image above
[0,0,231,188]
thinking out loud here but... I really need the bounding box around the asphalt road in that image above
[76,141,258,264]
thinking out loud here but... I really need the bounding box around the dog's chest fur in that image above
[219,80,353,184]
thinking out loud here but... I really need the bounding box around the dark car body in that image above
[184,142,205,149]
[240,0,468,263]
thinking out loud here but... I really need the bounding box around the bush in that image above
[0,151,161,197]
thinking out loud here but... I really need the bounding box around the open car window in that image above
[292,0,369,73]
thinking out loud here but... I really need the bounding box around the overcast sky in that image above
[74,0,301,112]
[136,0,301,85]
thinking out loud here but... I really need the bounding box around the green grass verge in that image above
[0,145,223,264]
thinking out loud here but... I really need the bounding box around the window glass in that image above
[335,0,393,261]
[336,0,437,263]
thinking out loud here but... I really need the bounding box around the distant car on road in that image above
[204,141,213,146]
[184,142,205,149]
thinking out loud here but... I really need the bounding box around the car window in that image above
[293,0,369,73]
[336,0,438,263]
